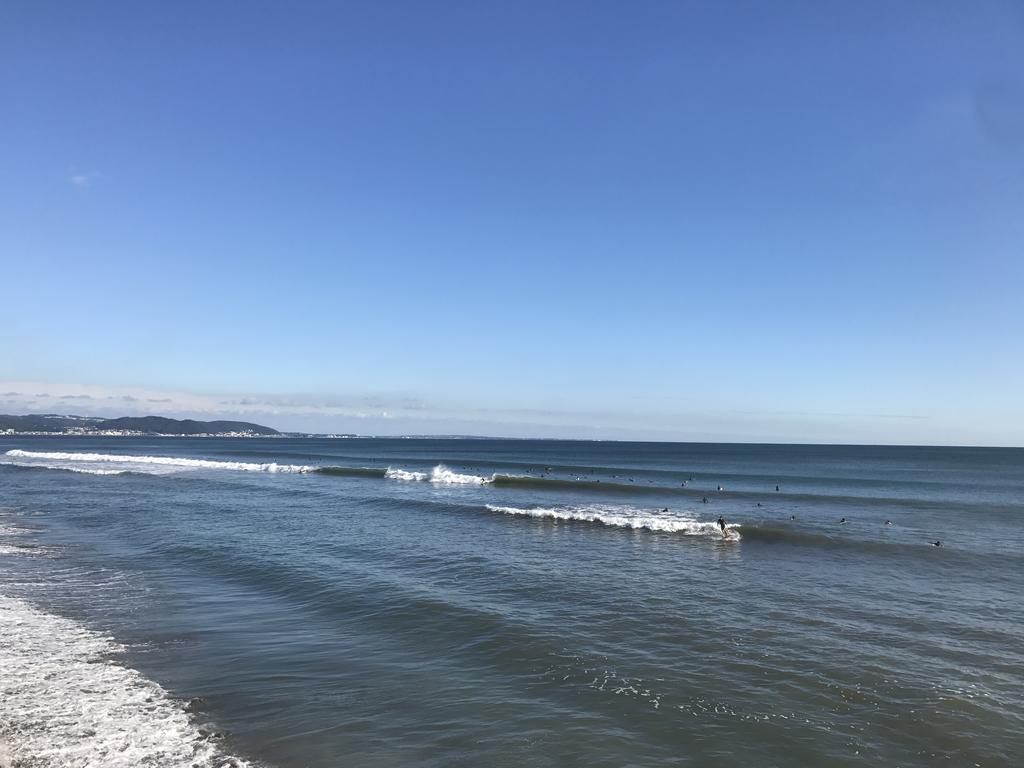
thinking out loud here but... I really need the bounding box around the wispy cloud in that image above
[0,379,1016,445]
[69,169,99,187]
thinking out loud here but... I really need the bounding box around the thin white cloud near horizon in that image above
[0,380,1020,446]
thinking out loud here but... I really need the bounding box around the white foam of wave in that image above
[429,464,490,484]
[0,594,248,767]
[4,449,312,475]
[385,464,491,485]
[384,467,429,481]
[485,504,742,538]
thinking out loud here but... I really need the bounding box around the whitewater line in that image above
[4,450,313,474]
[485,504,742,538]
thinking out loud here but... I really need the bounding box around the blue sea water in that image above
[1,437,1022,767]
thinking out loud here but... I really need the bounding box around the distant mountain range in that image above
[0,414,280,436]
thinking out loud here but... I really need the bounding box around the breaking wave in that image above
[384,467,429,481]
[485,504,741,538]
[3,449,312,475]
[0,593,249,768]
[385,464,492,485]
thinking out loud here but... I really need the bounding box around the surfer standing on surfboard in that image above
[717,516,727,536]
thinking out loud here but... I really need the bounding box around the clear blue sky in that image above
[1,1,1022,443]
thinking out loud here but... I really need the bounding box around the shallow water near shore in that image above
[1,437,1022,767]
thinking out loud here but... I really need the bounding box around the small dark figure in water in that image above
[933,540,942,547]
[776,485,780,492]
[840,517,847,524]
[756,503,762,507]
[702,496,708,504]
[662,507,669,513]
[717,485,724,492]
[790,515,797,520]
[885,520,893,526]
[717,516,727,534]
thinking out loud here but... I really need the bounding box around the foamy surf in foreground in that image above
[385,464,492,485]
[485,504,742,538]
[0,594,248,768]
[3,450,312,476]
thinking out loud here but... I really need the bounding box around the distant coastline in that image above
[0,414,534,440]
[0,414,284,438]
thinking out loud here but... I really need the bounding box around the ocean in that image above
[1,437,1021,767]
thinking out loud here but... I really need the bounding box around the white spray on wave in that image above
[385,464,491,485]
[485,504,742,538]
[3,449,313,476]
